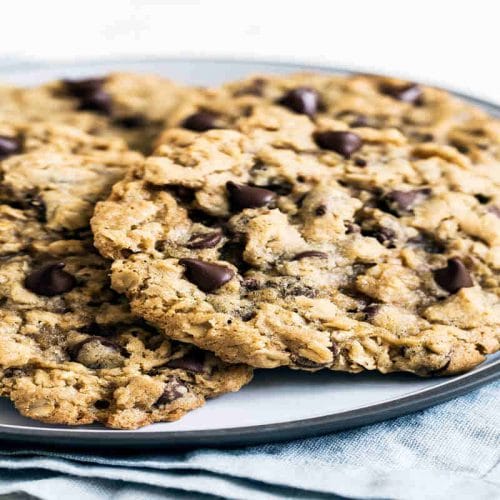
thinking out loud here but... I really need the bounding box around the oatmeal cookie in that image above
[0,73,192,152]
[0,123,252,429]
[92,104,500,376]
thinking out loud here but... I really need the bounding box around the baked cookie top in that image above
[0,123,252,429]
[0,73,192,152]
[164,72,499,167]
[92,104,500,376]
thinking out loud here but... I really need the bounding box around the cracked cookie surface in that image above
[0,122,252,429]
[92,102,500,376]
[165,72,499,167]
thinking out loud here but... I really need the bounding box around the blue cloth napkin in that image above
[0,380,498,500]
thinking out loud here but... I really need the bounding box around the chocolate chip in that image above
[345,223,361,234]
[292,251,328,260]
[0,135,21,159]
[474,194,490,204]
[354,157,367,167]
[278,87,319,116]
[155,377,188,406]
[166,348,206,373]
[78,89,112,115]
[450,141,469,154]
[226,181,277,210]
[315,205,327,216]
[179,258,234,292]
[379,82,422,104]
[63,77,106,97]
[361,227,396,248]
[169,185,196,203]
[314,131,363,158]
[186,231,222,249]
[379,188,431,215]
[114,115,146,129]
[434,258,473,293]
[94,399,110,410]
[364,304,380,320]
[24,262,76,296]
[182,111,218,132]
[350,115,369,128]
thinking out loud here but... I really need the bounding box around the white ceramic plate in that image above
[0,58,498,449]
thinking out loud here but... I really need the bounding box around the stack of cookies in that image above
[0,71,498,429]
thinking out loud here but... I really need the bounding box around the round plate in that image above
[0,57,499,449]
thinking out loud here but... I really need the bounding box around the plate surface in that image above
[0,57,499,449]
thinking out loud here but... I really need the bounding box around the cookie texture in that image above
[0,122,252,429]
[0,73,191,152]
[164,72,499,167]
[92,102,500,376]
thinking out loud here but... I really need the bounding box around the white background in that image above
[0,0,498,103]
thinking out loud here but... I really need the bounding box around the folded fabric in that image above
[0,380,498,500]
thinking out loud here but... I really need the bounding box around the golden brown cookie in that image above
[0,122,252,429]
[92,103,500,376]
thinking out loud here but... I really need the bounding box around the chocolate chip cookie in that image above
[164,72,499,167]
[0,122,252,429]
[92,103,500,376]
[0,73,191,152]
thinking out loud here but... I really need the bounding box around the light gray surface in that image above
[0,58,498,448]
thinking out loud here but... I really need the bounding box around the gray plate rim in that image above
[0,56,498,449]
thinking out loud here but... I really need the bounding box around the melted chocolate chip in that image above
[24,262,76,296]
[345,223,361,234]
[180,258,234,292]
[278,87,319,116]
[169,185,196,203]
[0,135,21,159]
[474,194,490,204]
[182,111,218,131]
[292,251,328,260]
[364,304,381,321]
[166,348,206,373]
[379,188,431,215]
[78,89,112,115]
[379,82,422,104]
[226,181,277,210]
[63,77,106,97]
[186,231,222,249]
[315,205,327,216]
[94,399,110,410]
[313,131,363,158]
[361,227,396,248]
[434,258,473,293]
[114,115,146,129]
[354,157,367,167]
[155,377,188,406]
